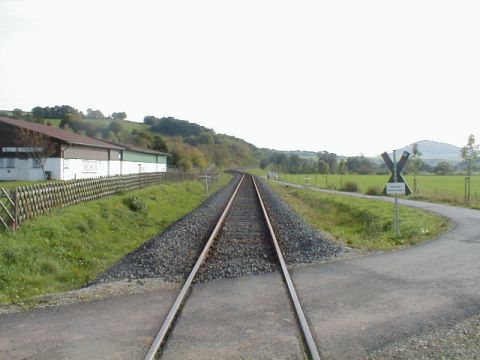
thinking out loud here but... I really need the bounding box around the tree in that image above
[198,132,214,145]
[338,159,347,186]
[32,106,48,119]
[461,134,478,202]
[410,143,423,193]
[259,157,269,169]
[434,161,454,176]
[318,160,330,185]
[131,130,152,148]
[346,155,377,174]
[152,135,168,153]
[111,112,127,121]
[16,128,57,181]
[318,151,338,174]
[107,121,124,134]
[12,108,24,119]
[86,108,105,119]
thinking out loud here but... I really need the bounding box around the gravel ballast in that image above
[195,175,278,282]
[94,173,343,285]
[255,176,343,265]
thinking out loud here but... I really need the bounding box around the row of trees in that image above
[259,151,380,175]
[260,147,480,178]
[8,106,128,122]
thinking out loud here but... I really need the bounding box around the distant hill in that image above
[282,141,463,165]
[395,140,462,165]
[280,150,318,159]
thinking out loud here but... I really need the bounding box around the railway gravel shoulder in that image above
[255,176,343,265]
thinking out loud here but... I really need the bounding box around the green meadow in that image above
[256,171,480,208]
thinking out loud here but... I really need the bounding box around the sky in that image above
[1,0,479,156]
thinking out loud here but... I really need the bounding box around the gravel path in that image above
[94,173,342,285]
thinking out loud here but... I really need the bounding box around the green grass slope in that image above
[0,176,231,304]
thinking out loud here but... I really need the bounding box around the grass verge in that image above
[0,175,231,305]
[269,182,449,251]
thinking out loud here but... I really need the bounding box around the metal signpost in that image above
[382,150,411,238]
[201,163,216,196]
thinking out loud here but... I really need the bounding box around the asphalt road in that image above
[278,183,480,358]
[0,186,479,359]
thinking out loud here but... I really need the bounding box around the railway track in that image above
[145,173,321,360]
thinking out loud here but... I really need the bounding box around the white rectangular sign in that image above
[2,147,42,153]
[386,182,406,195]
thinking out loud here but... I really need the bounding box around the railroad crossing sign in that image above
[381,151,412,195]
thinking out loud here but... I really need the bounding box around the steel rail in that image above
[144,174,245,360]
[252,175,322,360]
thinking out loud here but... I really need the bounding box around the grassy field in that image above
[269,182,449,251]
[0,175,231,305]
[251,169,480,208]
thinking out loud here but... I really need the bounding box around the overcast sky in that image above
[1,0,479,156]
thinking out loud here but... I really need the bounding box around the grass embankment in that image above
[0,180,49,190]
[253,169,480,208]
[269,182,449,251]
[0,175,231,305]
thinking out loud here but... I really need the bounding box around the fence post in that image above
[13,188,18,231]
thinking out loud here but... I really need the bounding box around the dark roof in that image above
[0,117,124,150]
[98,138,169,156]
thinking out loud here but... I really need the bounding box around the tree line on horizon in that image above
[259,141,480,178]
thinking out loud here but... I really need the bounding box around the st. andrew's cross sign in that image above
[381,151,412,195]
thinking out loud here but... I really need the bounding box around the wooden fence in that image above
[0,188,15,230]
[0,171,200,231]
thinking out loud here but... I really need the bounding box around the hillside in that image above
[279,150,318,159]
[8,109,260,171]
[396,140,462,165]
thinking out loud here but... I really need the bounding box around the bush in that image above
[340,182,358,192]
[365,186,382,196]
[124,196,147,212]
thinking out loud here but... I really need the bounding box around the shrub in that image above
[365,186,382,196]
[340,182,358,192]
[124,196,147,212]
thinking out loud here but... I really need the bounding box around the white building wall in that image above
[0,157,166,181]
[157,163,167,172]
[0,158,62,181]
[61,159,110,180]
[121,161,158,175]
[109,160,121,176]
